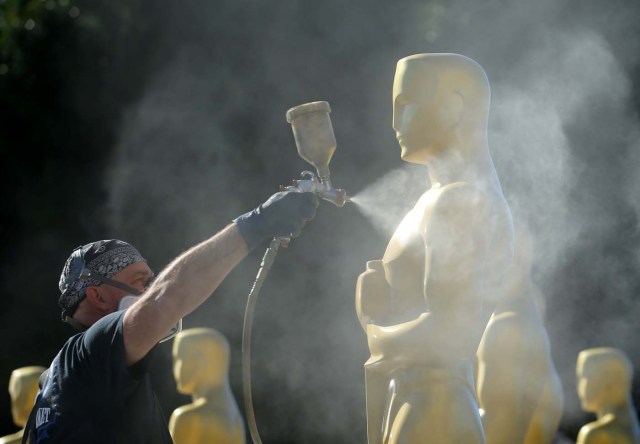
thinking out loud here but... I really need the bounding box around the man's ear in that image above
[85,286,110,311]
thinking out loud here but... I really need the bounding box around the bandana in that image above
[58,239,146,320]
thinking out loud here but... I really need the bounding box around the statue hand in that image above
[355,260,390,328]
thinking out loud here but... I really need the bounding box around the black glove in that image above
[233,191,319,250]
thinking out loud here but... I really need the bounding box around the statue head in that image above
[172,328,230,395]
[8,366,45,427]
[576,347,633,412]
[392,53,491,164]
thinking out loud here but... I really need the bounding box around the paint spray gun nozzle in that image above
[286,101,350,208]
[281,170,350,207]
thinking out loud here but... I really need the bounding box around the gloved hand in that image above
[233,191,319,250]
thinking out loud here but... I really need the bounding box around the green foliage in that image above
[0,0,73,76]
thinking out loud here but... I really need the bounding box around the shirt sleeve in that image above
[72,311,144,401]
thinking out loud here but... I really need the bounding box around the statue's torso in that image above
[361,180,512,444]
[368,183,506,369]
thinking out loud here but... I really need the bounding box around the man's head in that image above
[58,240,151,328]
[392,53,491,164]
[8,366,46,427]
[576,347,633,412]
[172,328,230,395]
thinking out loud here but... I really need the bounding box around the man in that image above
[355,54,513,443]
[22,190,318,443]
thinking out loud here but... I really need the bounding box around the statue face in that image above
[172,342,197,395]
[392,61,456,164]
[577,365,604,412]
[9,373,33,425]
[172,332,230,393]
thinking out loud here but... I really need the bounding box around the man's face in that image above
[94,262,153,312]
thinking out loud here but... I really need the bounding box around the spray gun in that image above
[282,101,350,208]
[242,101,349,444]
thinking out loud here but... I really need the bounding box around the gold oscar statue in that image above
[476,223,563,444]
[169,328,245,444]
[1,366,45,444]
[356,53,513,444]
[576,348,640,444]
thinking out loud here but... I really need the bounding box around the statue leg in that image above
[386,385,485,444]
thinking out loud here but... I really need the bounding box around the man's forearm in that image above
[123,223,249,365]
[151,223,249,315]
[123,190,318,365]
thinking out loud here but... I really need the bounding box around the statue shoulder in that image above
[170,403,199,428]
[485,312,524,335]
[0,431,23,444]
[429,182,505,222]
[478,313,524,355]
[170,403,241,443]
[578,416,617,444]
[424,182,510,243]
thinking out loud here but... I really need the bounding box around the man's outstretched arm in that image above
[123,191,318,366]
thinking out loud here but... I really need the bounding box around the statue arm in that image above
[477,317,529,444]
[421,184,491,324]
[577,426,613,444]
[355,260,391,330]
[169,410,202,444]
[355,262,392,441]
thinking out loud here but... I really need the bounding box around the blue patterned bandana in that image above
[58,240,146,320]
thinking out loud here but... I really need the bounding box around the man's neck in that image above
[72,302,108,329]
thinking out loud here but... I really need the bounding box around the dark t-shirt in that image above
[23,311,173,444]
